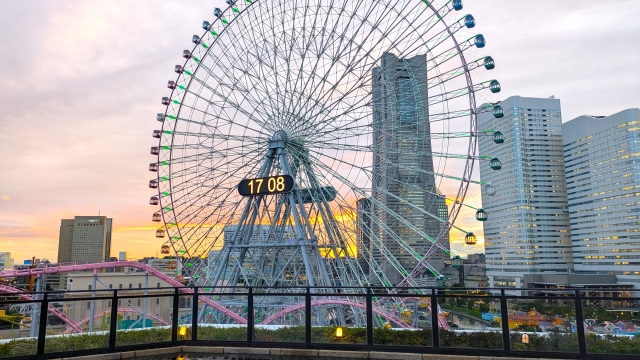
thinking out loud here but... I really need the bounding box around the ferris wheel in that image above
[149,0,503,294]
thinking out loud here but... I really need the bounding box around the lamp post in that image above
[452,256,464,287]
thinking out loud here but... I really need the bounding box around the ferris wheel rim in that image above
[152,0,497,286]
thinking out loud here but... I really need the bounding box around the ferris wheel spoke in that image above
[307,157,451,258]
[152,0,496,294]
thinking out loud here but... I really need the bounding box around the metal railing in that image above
[1,286,639,359]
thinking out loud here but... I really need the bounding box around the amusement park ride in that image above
[0,0,506,334]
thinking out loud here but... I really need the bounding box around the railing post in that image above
[191,287,198,341]
[499,289,511,353]
[36,292,48,356]
[172,287,179,343]
[109,290,118,349]
[366,287,373,347]
[247,287,254,345]
[575,289,587,355]
[430,288,439,350]
[305,287,312,347]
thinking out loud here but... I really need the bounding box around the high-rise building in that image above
[562,108,640,286]
[0,252,14,271]
[478,96,573,291]
[356,198,372,277]
[371,52,449,285]
[57,216,112,264]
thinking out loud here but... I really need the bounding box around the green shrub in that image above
[1,326,639,358]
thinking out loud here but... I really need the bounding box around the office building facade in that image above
[478,96,573,290]
[562,109,640,286]
[57,216,112,264]
[371,52,449,285]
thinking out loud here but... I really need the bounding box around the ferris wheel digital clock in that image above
[237,175,295,196]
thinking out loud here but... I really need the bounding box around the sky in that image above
[0,0,638,263]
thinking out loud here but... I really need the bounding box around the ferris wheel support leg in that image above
[278,148,321,288]
[30,275,42,338]
[142,272,148,328]
[89,270,97,332]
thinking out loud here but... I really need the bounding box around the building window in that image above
[88,285,92,290]
[119,284,123,289]
[107,300,112,308]
[86,302,91,309]
[109,284,112,289]
[129,284,132,289]
[157,282,160,288]
[179,297,191,309]
[138,283,142,289]
[156,298,160,305]
[137,299,141,306]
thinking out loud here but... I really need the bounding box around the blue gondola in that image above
[464,14,475,28]
[490,158,502,170]
[493,131,504,144]
[492,104,504,118]
[474,34,485,48]
[484,56,495,70]
[489,80,501,93]
[453,0,463,11]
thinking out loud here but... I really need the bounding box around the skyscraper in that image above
[371,52,448,285]
[478,96,573,291]
[57,216,112,264]
[356,197,372,277]
[562,108,640,286]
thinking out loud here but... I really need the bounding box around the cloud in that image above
[0,0,637,263]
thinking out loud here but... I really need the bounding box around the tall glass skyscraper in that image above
[371,52,448,286]
[478,96,573,291]
[562,108,640,287]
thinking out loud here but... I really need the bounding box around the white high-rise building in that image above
[562,108,640,287]
[0,252,14,271]
[478,96,573,291]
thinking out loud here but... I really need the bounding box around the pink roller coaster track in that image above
[0,262,446,332]
[0,261,244,326]
[261,298,410,328]
[0,283,83,333]
[61,307,170,334]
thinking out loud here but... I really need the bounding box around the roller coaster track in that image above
[0,262,244,325]
[0,261,441,332]
[0,283,83,333]
[61,307,170,334]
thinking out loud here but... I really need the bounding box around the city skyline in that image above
[1,0,639,262]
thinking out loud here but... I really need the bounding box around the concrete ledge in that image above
[181,346,224,354]
[64,353,122,360]
[370,351,423,360]
[271,348,319,357]
[135,346,182,357]
[479,357,525,360]
[224,346,270,355]
[424,355,479,360]
[318,349,369,358]
[120,351,136,359]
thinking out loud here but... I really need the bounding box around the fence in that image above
[0,286,638,359]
